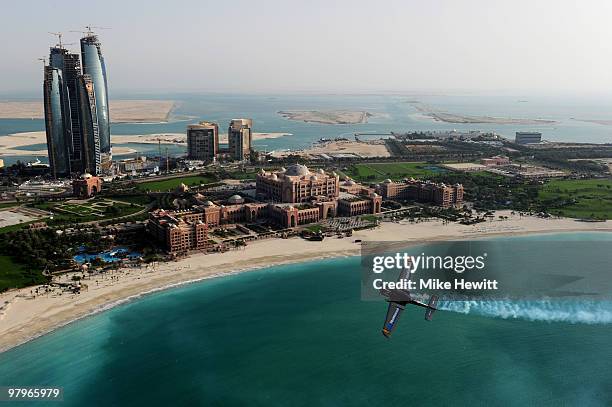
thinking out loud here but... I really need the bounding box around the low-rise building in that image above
[148,209,208,253]
[515,132,542,144]
[73,173,102,198]
[337,193,382,216]
[480,155,510,166]
[256,164,340,203]
[376,178,463,208]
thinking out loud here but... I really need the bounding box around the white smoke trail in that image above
[439,300,612,324]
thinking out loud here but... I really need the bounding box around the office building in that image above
[43,31,111,177]
[77,75,102,175]
[80,33,111,155]
[228,119,252,161]
[515,132,542,144]
[187,121,219,161]
[49,47,84,172]
[43,65,71,178]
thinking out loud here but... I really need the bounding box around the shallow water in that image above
[0,232,611,406]
[2,93,612,165]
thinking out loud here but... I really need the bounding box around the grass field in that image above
[0,255,48,292]
[0,202,19,209]
[30,199,143,224]
[0,221,37,235]
[105,195,152,205]
[539,178,612,219]
[345,162,445,182]
[136,174,217,191]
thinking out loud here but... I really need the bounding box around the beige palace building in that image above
[256,164,340,203]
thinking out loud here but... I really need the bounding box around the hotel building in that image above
[147,210,209,253]
[228,119,252,161]
[80,33,111,155]
[77,75,102,175]
[376,178,464,208]
[187,121,219,161]
[43,65,72,178]
[43,31,110,177]
[256,164,340,203]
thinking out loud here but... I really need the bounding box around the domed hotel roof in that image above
[227,194,244,204]
[285,164,310,176]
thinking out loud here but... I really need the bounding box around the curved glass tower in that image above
[49,47,83,172]
[43,66,71,177]
[80,34,110,154]
[77,75,102,175]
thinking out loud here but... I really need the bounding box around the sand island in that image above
[0,100,176,123]
[411,102,557,125]
[278,110,372,124]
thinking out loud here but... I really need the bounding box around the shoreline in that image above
[0,131,292,156]
[1,211,610,354]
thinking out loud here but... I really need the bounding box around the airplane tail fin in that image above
[424,295,439,321]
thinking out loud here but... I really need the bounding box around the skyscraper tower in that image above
[49,47,84,172]
[43,65,71,178]
[77,75,102,175]
[80,33,111,155]
[187,121,219,162]
[228,119,252,161]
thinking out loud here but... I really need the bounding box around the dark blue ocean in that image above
[0,232,611,406]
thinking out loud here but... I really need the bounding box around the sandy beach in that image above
[278,110,371,124]
[0,131,291,156]
[0,211,610,353]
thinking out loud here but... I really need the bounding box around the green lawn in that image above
[0,255,48,292]
[345,162,445,182]
[0,221,37,235]
[29,199,143,224]
[136,174,217,191]
[0,202,19,209]
[539,178,612,219]
[224,170,258,180]
[105,195,152,205]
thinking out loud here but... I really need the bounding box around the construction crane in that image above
[48,32,64,48]
[70,25,111,37]
[48,32,76,51]
[37,57,47,66]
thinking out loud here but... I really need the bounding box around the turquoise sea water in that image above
[2,93,612,165]
[0,232,611,406]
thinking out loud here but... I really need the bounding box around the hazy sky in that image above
[3,0,612,95]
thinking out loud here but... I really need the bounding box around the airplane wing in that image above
[382,301,406,338]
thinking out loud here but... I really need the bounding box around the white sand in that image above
[0,211,610,353]
[279,140,390,158]
[0,131,291,156]
[0,100,175,123]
